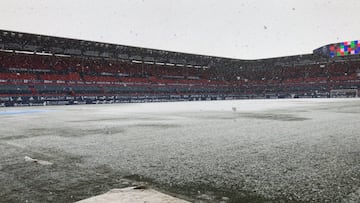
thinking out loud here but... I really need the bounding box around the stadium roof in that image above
[2,29,353,70]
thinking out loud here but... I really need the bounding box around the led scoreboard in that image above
[313,40,360,58]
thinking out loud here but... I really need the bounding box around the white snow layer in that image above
[1,98,360,202]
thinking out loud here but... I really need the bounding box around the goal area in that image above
[330,89,358,98]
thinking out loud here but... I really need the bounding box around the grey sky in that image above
[0,0,359,59]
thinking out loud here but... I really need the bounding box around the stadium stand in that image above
[0,30,359,106]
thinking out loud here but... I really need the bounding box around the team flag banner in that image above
[329,40,359,57]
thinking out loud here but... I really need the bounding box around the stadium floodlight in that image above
[132,60,143,64]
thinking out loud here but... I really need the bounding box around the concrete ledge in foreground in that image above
[76,187,190,203]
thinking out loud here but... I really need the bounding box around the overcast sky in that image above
[0,0,359,59]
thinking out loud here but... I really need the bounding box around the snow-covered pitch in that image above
[0,98,359,202]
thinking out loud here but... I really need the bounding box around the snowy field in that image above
[0,98,360,202]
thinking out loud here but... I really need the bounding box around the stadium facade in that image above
[0,29,359,106]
